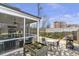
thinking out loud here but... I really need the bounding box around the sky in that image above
[8,3,79,28]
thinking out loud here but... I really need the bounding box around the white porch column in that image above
[37,20,40,42]
[23,18,26,56]
[23,18,26,45]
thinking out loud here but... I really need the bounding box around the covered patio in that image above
[0,4,40,55]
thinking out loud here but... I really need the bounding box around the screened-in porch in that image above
[0,4,40,55]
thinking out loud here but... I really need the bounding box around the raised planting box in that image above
[24,42,48,56]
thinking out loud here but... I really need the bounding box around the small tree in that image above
[41,16,49,44]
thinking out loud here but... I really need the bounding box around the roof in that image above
[0,3,41,19]
[54,21,65,23]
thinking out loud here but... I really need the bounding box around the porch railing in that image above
[0,33,37,55]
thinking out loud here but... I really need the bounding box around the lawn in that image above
[40,32,72,39]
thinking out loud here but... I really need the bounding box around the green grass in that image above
[40,32,72,39]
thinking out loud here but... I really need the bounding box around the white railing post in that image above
[23,18,26,56]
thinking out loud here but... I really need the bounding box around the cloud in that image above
[47,3,62,9]
[77,13,79,16]
[49,13,79,26]
[63,14,72,18]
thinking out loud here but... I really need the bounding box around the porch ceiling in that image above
[0,13,37,25]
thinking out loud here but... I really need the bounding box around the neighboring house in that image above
[53,21,67,28]
[0,4,40,55]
